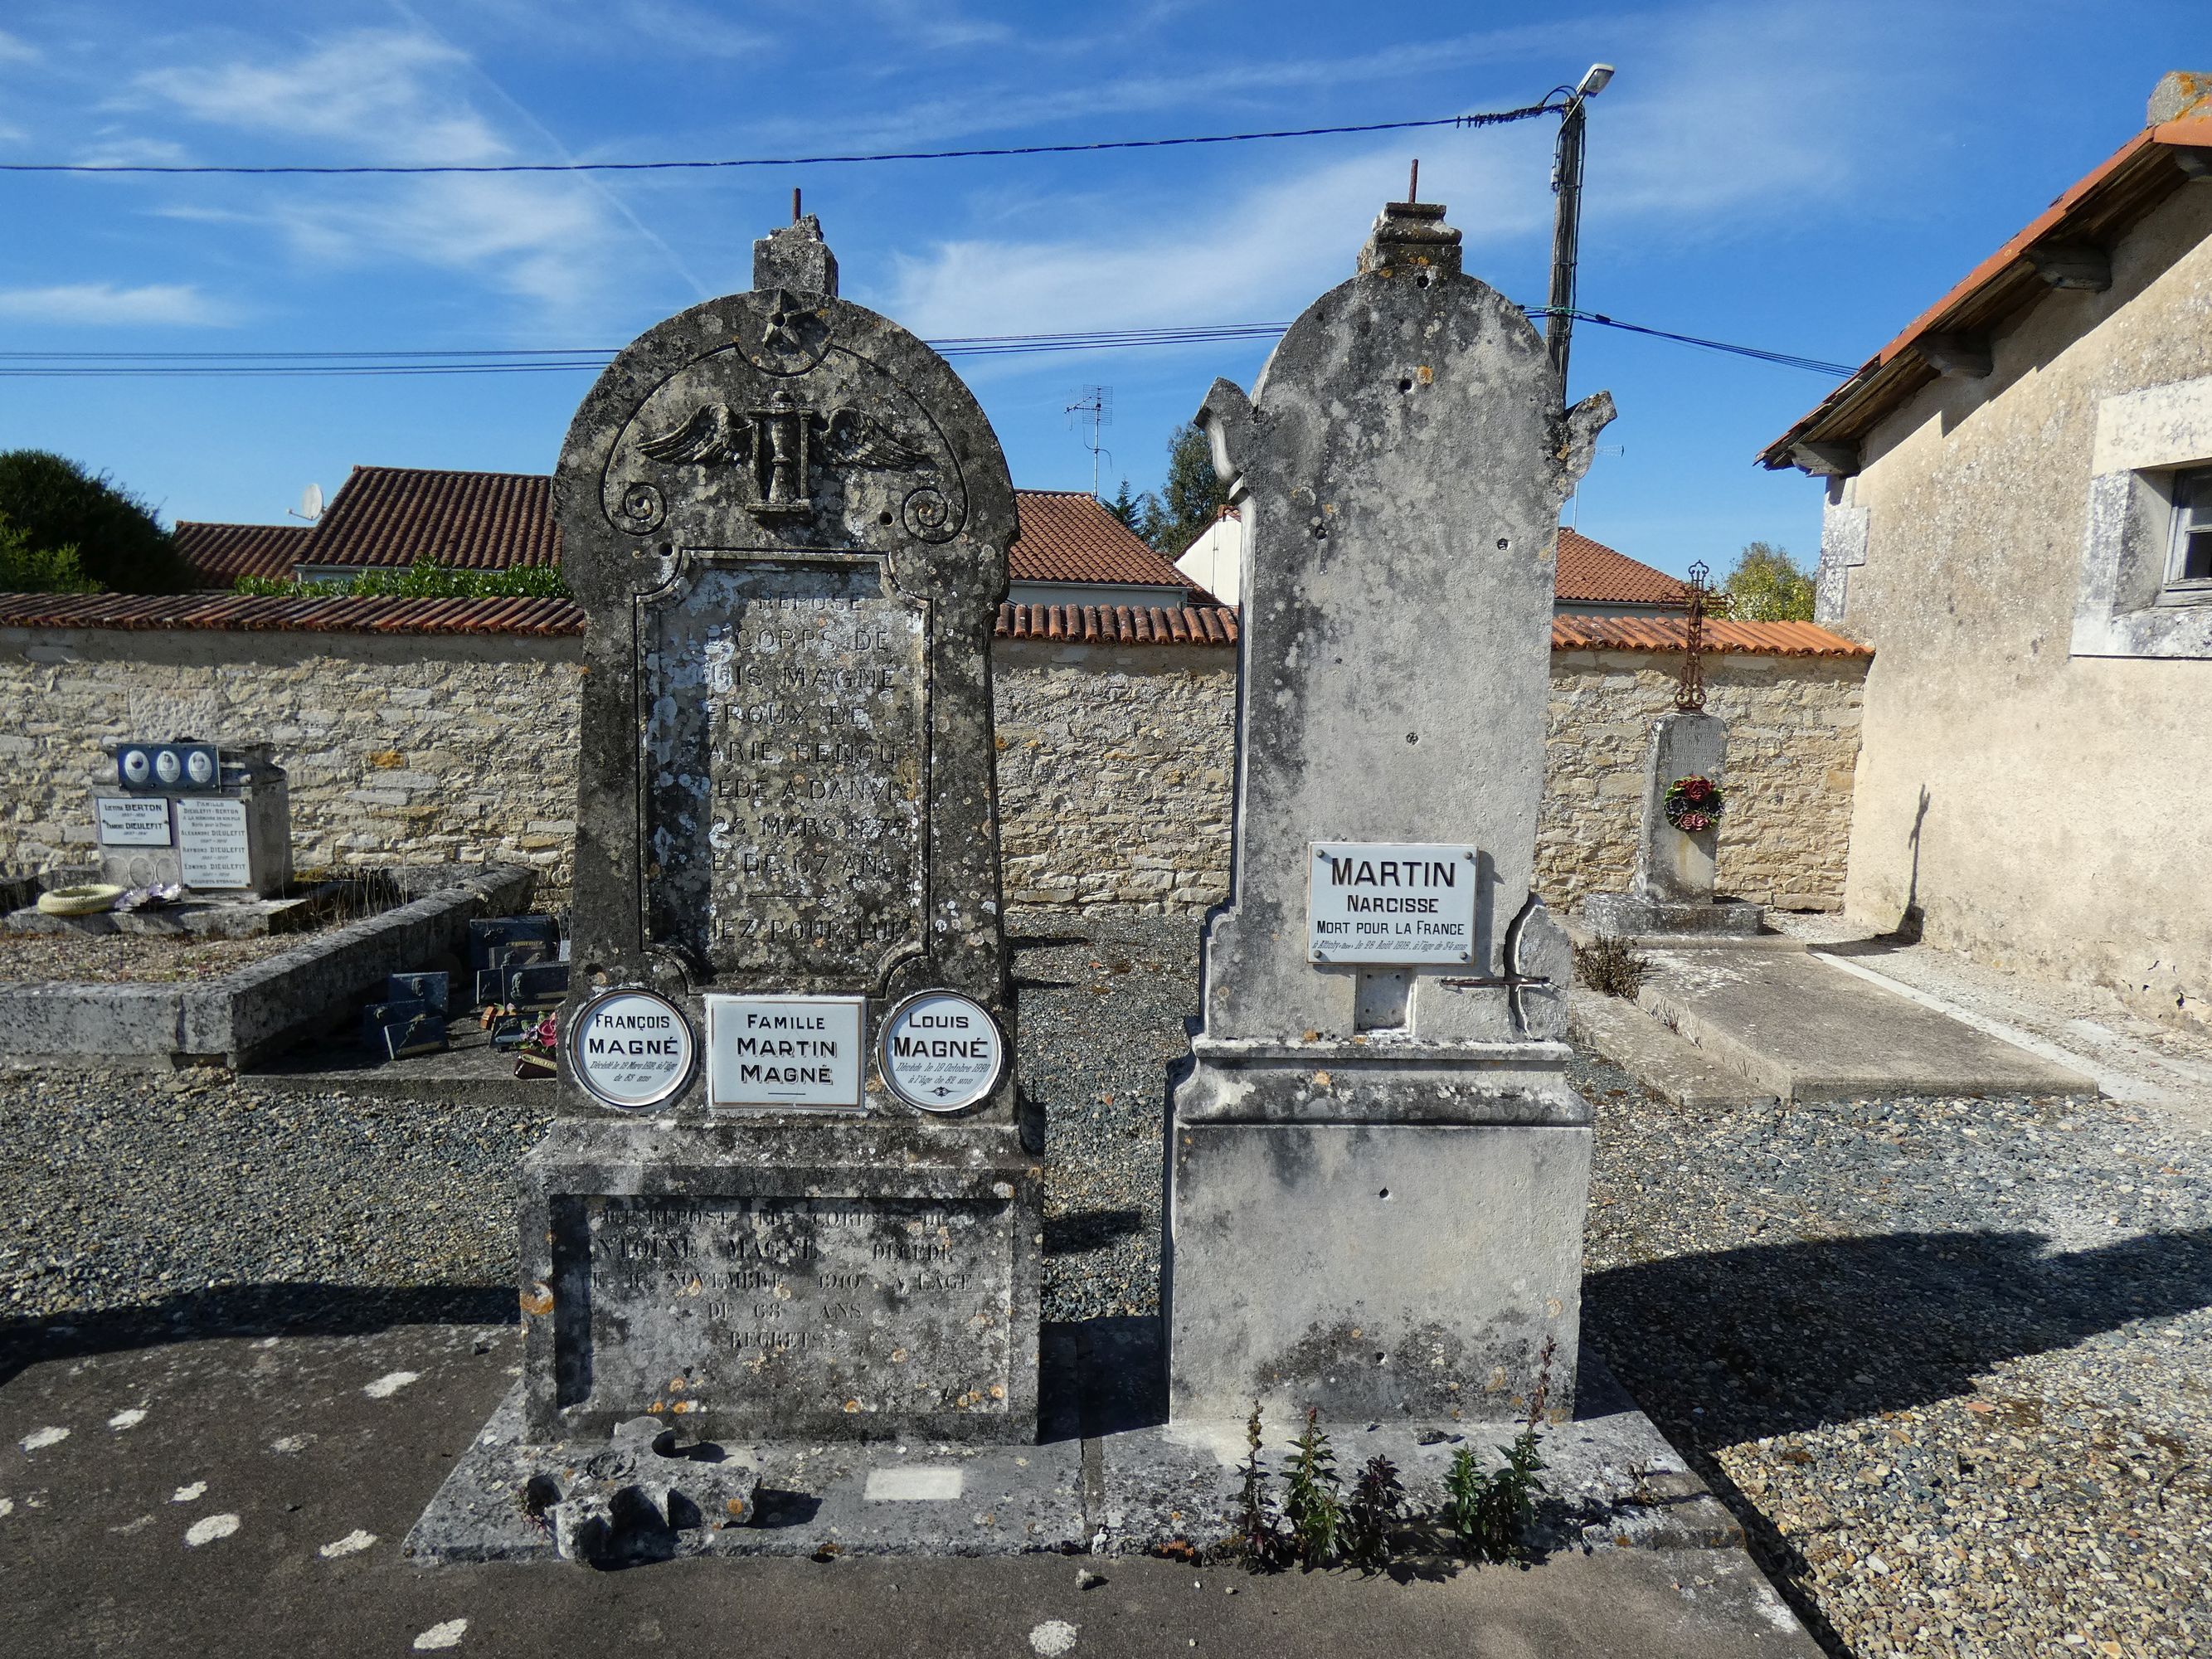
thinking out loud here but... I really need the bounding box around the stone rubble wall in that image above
[0,629,1862,916]
[1541,650,1865,911]
[989,640,1236,912]
[0,630,584,895]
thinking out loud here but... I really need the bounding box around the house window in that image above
[2171,465,2212,589]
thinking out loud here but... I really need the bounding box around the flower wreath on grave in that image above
[1663,774,1724,834]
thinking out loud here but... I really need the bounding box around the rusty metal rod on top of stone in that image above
[1675,559,1709,713]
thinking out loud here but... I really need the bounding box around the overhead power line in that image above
[0,313,1853,378]
[1,104,1565,177]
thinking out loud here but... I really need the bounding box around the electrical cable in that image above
[0,104,1565,177]
[0,313,1854,377]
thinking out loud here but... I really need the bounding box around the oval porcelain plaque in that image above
[879,990,1004,1114]
[568,989,697,1111]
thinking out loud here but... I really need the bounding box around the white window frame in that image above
[2071,377,2212,659]
[2165,464,2212,603]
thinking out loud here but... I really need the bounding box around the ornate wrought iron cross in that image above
[1675,560,1709,713]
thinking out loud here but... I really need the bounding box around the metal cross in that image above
[1675,560,1709,713]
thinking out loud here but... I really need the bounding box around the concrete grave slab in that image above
[1635,946,2098,1102]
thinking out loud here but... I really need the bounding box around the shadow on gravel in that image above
[0,1282,514,1387]
[1044,1208,1147,1255]
[1587,1226,2212,1442]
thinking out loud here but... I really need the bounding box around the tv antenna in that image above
[289,482,323,523]
[1065,385,1112,499]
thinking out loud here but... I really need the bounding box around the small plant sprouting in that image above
[1284,1407,1344,1569]
[1233,1401,1294,1572]
[1441,1338,1556,1563]
[1342,1453,1406,1574]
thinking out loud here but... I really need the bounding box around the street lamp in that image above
[1545,62,1616,395]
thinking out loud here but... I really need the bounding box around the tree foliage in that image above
[233,557,570,600]
[1105,479,1144,532]
[1128,421,1228,557]
[0,509,100,593]
[0,450,186,592]
[1718,540,1816,621]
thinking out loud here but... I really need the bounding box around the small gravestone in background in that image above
[1582,568,1763,939]
[1165,192,1615,1423]
[518,212,1035,1445]
[92,740,291,896]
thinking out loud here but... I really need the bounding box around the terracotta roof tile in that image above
[1763,116,2212,465]
[1554,528,1690,606]
[995,602,1239,646]
[164,472,1205,592]
[1010,489,1206,591]
[0,591,584,637]
[1551,612,1870,658]
[308,465,560,571]
[172,520,316,584]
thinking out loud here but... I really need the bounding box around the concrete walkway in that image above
[1,1319,1820,1658]
[1767,912,2212,1126]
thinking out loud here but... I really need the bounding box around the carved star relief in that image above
[761,289,820,350]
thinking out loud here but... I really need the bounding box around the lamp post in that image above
[1545,61,1615,396]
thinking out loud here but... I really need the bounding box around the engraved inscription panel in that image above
[578,1196,1014,1420]
[641,560,926,978]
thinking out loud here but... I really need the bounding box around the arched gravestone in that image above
[518,217,1039,1444]
[1164,196,1615,1423]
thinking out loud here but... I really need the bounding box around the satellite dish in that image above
[293,482,323,523]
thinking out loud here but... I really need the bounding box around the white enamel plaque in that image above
[706,994,867,1112]
[879,990,1004,1113]
[175,796,251,887]
[569,990,696,1111]
[96,796,172,848]
[1306,841,1479,964]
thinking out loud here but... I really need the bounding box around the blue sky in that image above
[0,1,2200,577]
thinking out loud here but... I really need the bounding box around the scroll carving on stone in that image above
[600,301,969,549]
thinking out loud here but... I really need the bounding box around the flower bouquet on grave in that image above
[513,1010,558,1081]
[1663,774,1725,834]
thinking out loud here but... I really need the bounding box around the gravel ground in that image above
[0,1068,544,1341]
[1577,1048,2212,1659]
[6,911,2208,1659]
[1010,909,1198,1324]
[0,929,310,984]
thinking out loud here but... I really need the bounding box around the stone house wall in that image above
[0,626,1862,917]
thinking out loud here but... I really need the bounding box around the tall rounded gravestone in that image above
[518,216,1039,1445]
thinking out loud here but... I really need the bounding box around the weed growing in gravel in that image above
[1286,1408,1344,1569]
[1232,1402,1296,1571]
[1343,1454,1407,1574]
[1442,1340,1554,1562]
[1574,937,1652,999]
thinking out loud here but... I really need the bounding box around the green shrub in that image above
[0,510,100,593]
[233,555,569,600]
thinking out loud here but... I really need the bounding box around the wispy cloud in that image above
[0,29,39,66]
[0,283,233,326]
[882,2,1917,343]
[135,30,506,166]
[126,27,634,316]
[884,134,1550,339]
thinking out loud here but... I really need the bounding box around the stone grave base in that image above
[2,882,349,941]
[520,1119,1044,1446]
[1581,893,1766,940]
[405,1324,1740,1567]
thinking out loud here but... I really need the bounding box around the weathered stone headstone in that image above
[1165,194,1613,1423]
[1582,713,1763,937]
[519,214,1036,1445]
